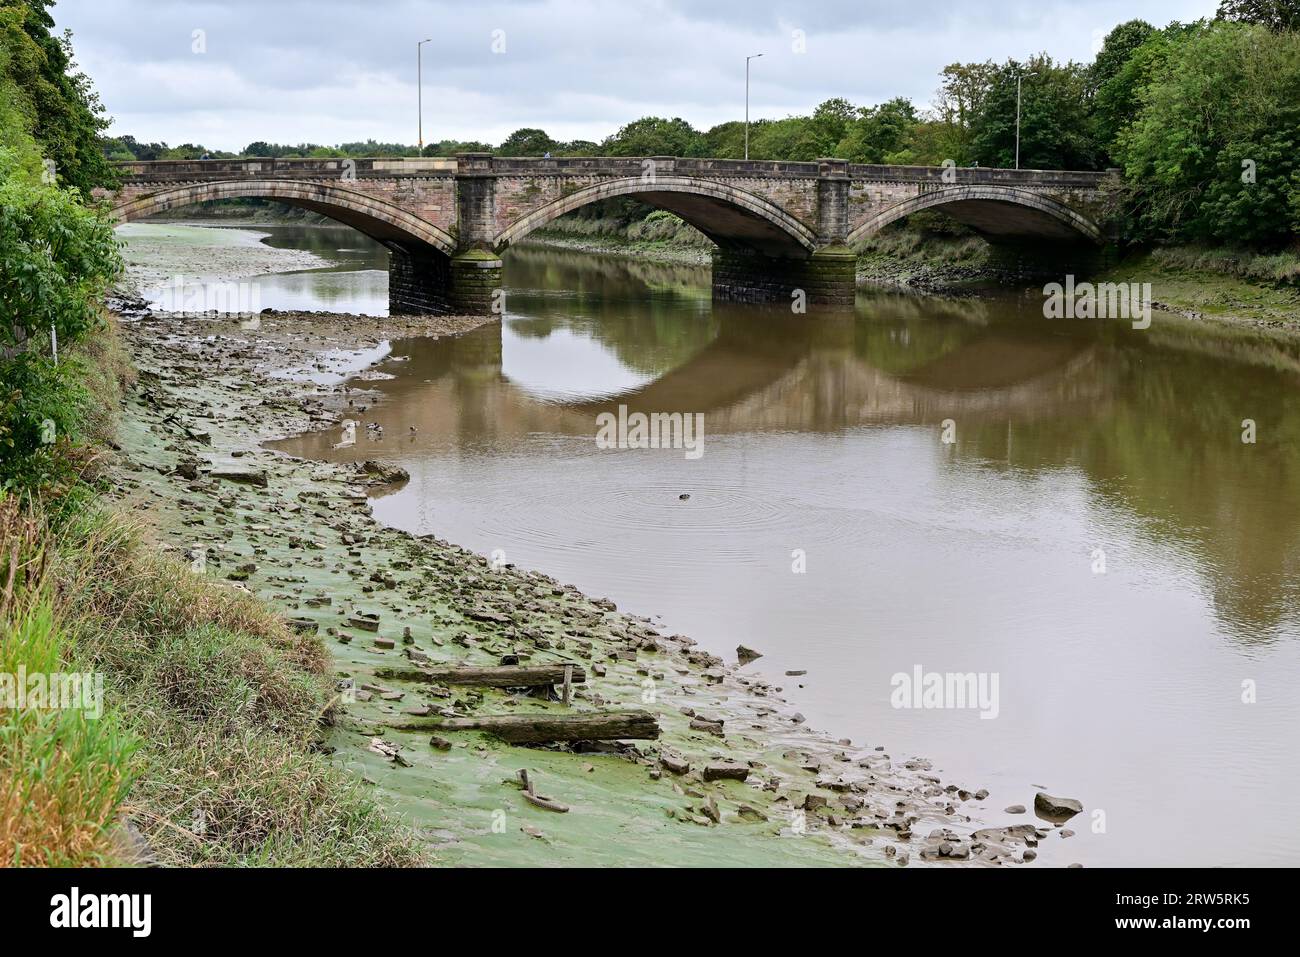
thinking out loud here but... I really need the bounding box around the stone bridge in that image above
[104,155,1119,314]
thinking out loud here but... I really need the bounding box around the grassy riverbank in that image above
[1101,248,1300,331]
[1,319,424,866]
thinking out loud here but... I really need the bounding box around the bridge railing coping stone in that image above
[111,156,1114,188]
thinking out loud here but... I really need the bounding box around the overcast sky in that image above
[56,0,1218,152]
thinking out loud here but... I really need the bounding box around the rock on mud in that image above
[1034,792,1083,821]
[703,762,750,782]
[211,468,268,488]
[360,460,411,486]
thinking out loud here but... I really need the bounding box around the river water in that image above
[123,221,1300,867]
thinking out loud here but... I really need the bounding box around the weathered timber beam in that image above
[387,710,660,744]
[374,664,586,688]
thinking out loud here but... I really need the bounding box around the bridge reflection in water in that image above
[270,244,1300,645]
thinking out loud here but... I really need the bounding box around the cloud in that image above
[55,0,1219,151]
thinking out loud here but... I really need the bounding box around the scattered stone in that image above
[360,460,410,485]
[703,762,750,783]
[1034,792,1083,822]
[660,752,690,775]
[689,717,725,736]
[211,468,268,488]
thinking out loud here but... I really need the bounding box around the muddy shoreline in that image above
[100,300,1083,867]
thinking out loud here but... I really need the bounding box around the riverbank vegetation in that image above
[1,0,422,866]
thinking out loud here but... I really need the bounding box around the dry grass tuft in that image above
[2,319,422,868]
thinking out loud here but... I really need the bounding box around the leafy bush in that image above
[1117,21,1300,246]
[0,353,91,495]
[0,140,123,495]
[1,151,123,352]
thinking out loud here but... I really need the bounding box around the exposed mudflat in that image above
[116,221,330,288]
[101,302,1079,867]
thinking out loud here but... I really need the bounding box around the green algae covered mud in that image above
[104,307,1064,867]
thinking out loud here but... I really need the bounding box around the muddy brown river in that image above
[123,221,1300,867]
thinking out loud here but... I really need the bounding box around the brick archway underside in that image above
[112,180,456,257]
[848,185,1103,245]
[495,177,820,258]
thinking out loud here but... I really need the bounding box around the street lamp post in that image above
[745,53,763,160]
[417,38,432,153]
[1015,69,1037,170]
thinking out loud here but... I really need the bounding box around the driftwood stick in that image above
[387,709,660,744]
[515,768,569,812]
[561,664,573,707]
[374,664,586,689]
[523,791,570,813]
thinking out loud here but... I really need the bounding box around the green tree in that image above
[968,56,1099,170]
[1090,20,1173,161]
[1089,19,1156,92]
[1,152,122,351]
[161,143,212,160]
[890,120,961,167]
[557,139,598,156]
[836,98,919,163]
[0,0,111,192]
[808,97,855,152]
[932,61,999,163]
[1117,20,1300,244]
[0,8,42,179]
[601,117,702,156]
[698,121,746,159]
[746,117,825,161]
[1217,0,1300,32]
[497,128,557,156]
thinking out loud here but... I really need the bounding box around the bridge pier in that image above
[388,246,503,316]
[388,245,451,315]
[709,157,856,310]
[449,249,504,314]
[711,244,856,308]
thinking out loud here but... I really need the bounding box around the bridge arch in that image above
[495,176,819,258]
[848,185,1103,246]
[111,179,457,256]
